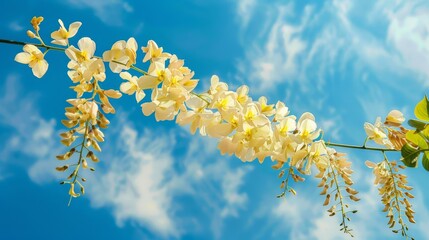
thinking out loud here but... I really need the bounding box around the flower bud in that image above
[384,110,405,127]
[61,119,78,128]
[55,165,69,172]
[69,183,80,197]
[104,89,122,99]
[82,159,88,169]
[26,30,36,38]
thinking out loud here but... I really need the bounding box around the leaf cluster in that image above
[402,96,429,170]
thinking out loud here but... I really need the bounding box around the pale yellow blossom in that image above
[51,19,82,46]
[15,44,48,78]
[257,96,275,116]
[103,38,138,72]
[364,117,392,148]
[273,101,289,122]
[65,37,96,63]
[384,110,405,127]
[142,40,171,62]
[295,112,320,144]
[119,72,145,102]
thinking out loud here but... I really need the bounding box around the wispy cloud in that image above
[238,3,309,92]
[0,73,252,238]
[85,123,253,238]
[67,0,134,27]
[235,0,426,111]
[385,2,429,85]
[88,124,179,237]
[8,21,24,32]
[0,74,60,183]
[236,0,256,28]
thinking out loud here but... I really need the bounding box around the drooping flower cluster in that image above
[103,37,360,233]
[15,16,356,227]
[14,18,123,202]
[365,159,415,238]
[12,16,420,239]
[318,147,359,236]
[364,110,415,238]
[59,33,122,200]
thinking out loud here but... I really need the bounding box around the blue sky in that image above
[1,0,429,239]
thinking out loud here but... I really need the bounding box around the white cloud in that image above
[240,4,308,92]
[8,21,24,32]
[220,167,249,217]
[0,73,252,238]
[67,0,134,26]
[88,124,178,237]
[268,166,391,239]
[236,0,256,28]
[88,122,253,238]
[0,74,60,183]
[386,3,429,85]
[165,133,253,238]
[236,0,427,108]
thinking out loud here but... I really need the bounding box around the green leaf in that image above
[414,95,429,121]
[408,119,428,131]
[423,152,429,171]
[401,143,420,168]
[405,130,428,149]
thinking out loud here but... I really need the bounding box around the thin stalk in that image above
[0,38,65,52]
[281,167,293,197]
[326,142,398,152]
[383,151,411,239]
[130,65,148,75]
[329,161,352,236]
[68,121,90,206]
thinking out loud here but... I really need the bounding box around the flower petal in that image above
[32,60,49,78]
[14,52,31,64]
[68,21,82,38]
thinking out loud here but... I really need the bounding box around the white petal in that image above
[300,119,317,133]
[126,37,138,51]
[119,71,132,81]
[78,37,96,58]
[32,60,48,78]
[68,22,82,38]
[141,102,156,116]
[138,75,159,89]
[135,91,145,102]
[120,82,134,94]
[14,52,31,64]
[23,44,40,54]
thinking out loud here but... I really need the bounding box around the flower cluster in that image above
[14,15,356,230]
[14,17,48,78]
[14,18,123,202]
[59,31,122,201]
[365,159,415,238]
[103,37,361,233]
[12,16,421,239]
[364,110,407,150]
[364,110,415,238]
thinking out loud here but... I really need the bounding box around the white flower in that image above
[51,19,82,46]
[15,44,48,78]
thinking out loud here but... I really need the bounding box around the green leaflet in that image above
[405,130,428,149]
[401,143,419,168]
[423,152,429,171]
[414,95,429,121]
[408,119,427,131]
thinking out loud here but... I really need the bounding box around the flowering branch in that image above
[0,16,425,239]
